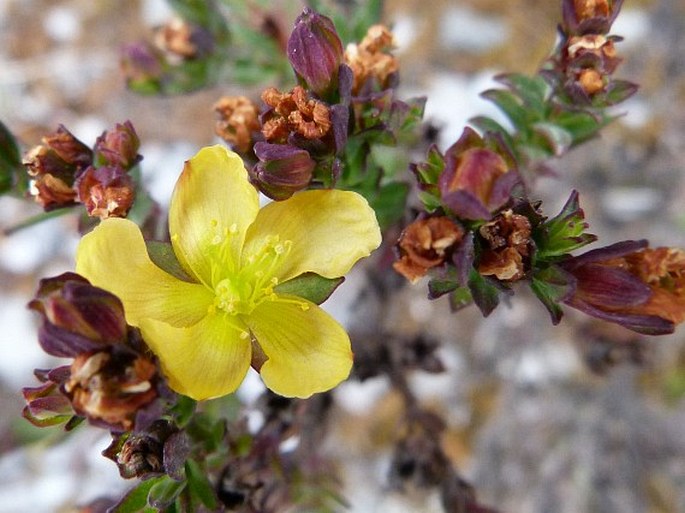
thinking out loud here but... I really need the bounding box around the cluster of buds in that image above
[23,273,162,432]
[214,8,423,203]
[399,125,685,334]
[548,0,636,104]
[23,122,141,219]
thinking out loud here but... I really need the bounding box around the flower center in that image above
[207,228,295,316]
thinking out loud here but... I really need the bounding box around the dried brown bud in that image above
[394,216,464,283]
[65,349,158,431]
[574,0,610,21]
[23,125,92,209]
[154,18,213,61]
[477,210,532,281]
[261,86,332,143]
[577,68,605,95]
[75,165,135,219]
[214,96,261,153]
[344,25,399,94]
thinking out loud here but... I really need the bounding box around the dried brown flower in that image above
[394,216,464,283]
[75,166,135,219]
[155,18,199,59]
[65,350,158,431]
[344,25,399,94]
[214,96,261,153]
[574,0,610,21]
[478,210,532,281]
[261,86,331,143]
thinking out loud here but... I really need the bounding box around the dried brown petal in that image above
[260,86,331,143]
[478,210,532,281]
[344,25,399,94]
[214,96,261,153]
[65,350,158,431]
[394,216,464,283]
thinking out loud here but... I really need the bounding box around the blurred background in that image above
[1,0,684,511]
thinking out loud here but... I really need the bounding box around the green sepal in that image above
[535,190,597,261]
[530,265,576,325]
[274,272,345,305]
[147,475,187,510]
[468,269,505,317]
[145,241,193,282]
[449,286,474,312]
[21,407,74,429]
[109,476,164,513]
[185,459,219,510]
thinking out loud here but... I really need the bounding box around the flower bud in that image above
[28,272,128,357]
[75,165,135,219]
[64,348,159,431]
[103,420,187,479]
[287,8,343,98]
[94,121,141,169]
[439,128,519,220]
[250,142,315,200]
[562,0,623,35]
[120,42,165,87]
[23,125,93,209]
[560,241,685,335]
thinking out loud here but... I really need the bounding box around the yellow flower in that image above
[76,145,381,400]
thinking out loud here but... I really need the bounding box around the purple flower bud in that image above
[94,121,142,169]
[250,142,315,200]
[287,8,343,98]
[28,273,128,357]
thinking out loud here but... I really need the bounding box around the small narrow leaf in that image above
[109,477,164,513]
[274,273,345,305]
[185,459,219,510]
[148,475,187,510]
[481,89,529,131]
[145,241,193,282]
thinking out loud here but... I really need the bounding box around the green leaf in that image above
[370,181,409,230]
[469,116,513,143]
[185,459,219,510]
[171,395,197,427]
[552,111,604,145]
[186,412,225,453]
[532,122,573,157]
[275,273,345,305]
[148,475,187,510]
[110,477,164,513]
[496,73,551,114]
[0,120,23,195]
[145,241,194,282]
[481,89,529,131]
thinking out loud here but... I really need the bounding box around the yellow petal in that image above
[246,297,353,398]
[140,313,251,400]
[243,190,381,282]
[169,145,259,285]
[76,218,213,328]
